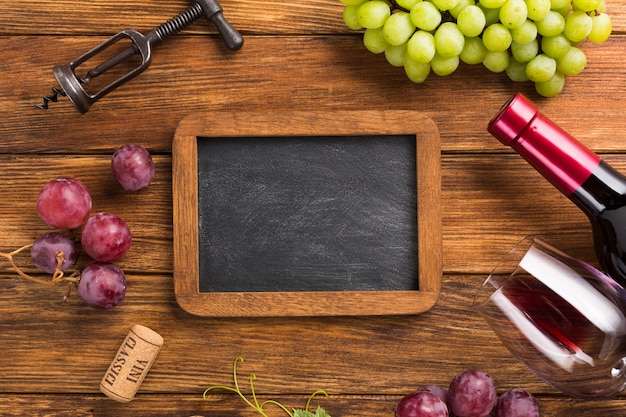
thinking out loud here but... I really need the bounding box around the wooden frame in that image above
[172,110,442,317]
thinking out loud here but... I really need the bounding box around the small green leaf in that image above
[312,406,332,417]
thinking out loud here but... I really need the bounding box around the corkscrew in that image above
[35,0,243,114]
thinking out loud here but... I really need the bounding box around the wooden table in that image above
[1,0,625,415]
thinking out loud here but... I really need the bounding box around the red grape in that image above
[111,144,155,192]
[420,385,449,404]
[80,212,132,262]
[31,232,77,274]
[77,262,126,309]
[495,389,540,417]
[396,391,449,417]
[448,370,498,417]
[37,178,92,229]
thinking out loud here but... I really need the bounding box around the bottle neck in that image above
[569,161,626,216]
[507,112,601,196]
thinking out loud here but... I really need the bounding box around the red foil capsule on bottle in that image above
[488,93,600,195]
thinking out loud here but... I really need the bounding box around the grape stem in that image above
[0,244,79,288]
[203,356,328,417]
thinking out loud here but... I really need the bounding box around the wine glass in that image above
[475,235,626,398]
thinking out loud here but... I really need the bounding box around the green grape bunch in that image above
[341,0,612,96]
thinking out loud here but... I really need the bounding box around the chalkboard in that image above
[172,110,442,317]
[197,135,418,292]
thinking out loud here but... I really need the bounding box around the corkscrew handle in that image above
[198,0,244,51]
[210,12,243,51]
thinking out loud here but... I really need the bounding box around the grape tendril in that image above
[0,244,77,287]
[203,356,330,417]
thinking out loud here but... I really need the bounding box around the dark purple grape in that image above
[37,178,92,229]
[77,262,126,309]
[495,389,540,417]
[395,391,449,417]
[80,212,132,262]
[448,370,498,417]
[111,144,155,192]
[31,232,77,274]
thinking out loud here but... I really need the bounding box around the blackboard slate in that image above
[196,135,418,292]
[172,110,442,317]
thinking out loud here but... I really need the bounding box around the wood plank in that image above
[0,0,348,36]
[0,153,619,276]
[0,393,624,416]
[0,155,172,273]
[0,0,624,34]
[0,271,623,412]
[1,36,623,154]
[0,273,560,394]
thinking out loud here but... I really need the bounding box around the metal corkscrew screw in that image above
[35,0,243,114]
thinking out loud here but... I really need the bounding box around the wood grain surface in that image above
[0,0,625,415]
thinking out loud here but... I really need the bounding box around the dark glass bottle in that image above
[488,93,626,287]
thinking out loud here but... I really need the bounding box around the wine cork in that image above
[100,324,164,403]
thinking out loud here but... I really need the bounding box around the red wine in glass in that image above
[476,236,626,398]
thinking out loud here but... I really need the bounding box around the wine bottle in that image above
[488,93,626,288]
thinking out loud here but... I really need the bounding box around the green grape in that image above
[478,4,502,25]
[433,0,461,11]
[434,22,465,57]
[511,39,539,62]
[588,13,612,43]
[385,43,408,67]
[410,1,442,31]
[556,46,586,75]
[383,11,416,45]
[460,36,488,64]
[506,57,530,81]
[407,30,437,63]
[482,23,512,52]
[404,56,432,82]
[396,0,422,9]
[483,50,510,72]
[535,11,565,37]
[525,53,557,82]
[596,0,606,13]
[564,11,593,42]
[431,53,460,75]
[525,0,551,21]
[535,71,566,97]
[500,0,528,29]
[549,0,572,10]
[510,20,538,44]
[479,0,507,9]
[572,0,602,12]
[343,5,363,30]
[357,1,391,29]
[541,34,571,58]
[363,27,388,53]
[553,4,573,17]
[450,0,476,18]
[457,5,487,36]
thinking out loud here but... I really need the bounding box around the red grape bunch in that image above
[395,369,540,417]
[0,144,154,310]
